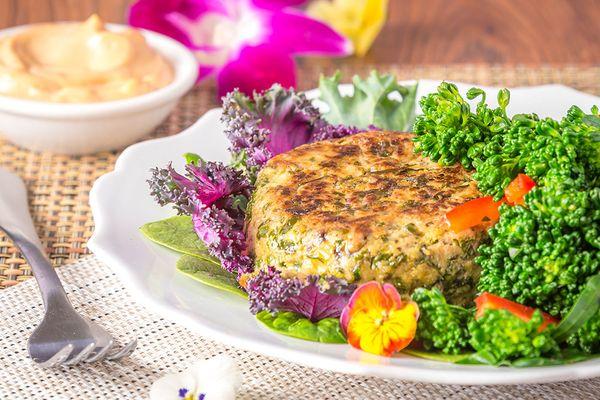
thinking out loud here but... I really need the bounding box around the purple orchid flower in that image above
[128,0,352,97]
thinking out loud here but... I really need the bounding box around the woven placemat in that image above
[1,256,598,399]
[0,64,599,288]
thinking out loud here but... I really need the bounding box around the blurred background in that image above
[2,0,599,65]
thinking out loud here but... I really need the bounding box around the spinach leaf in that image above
[176,255,247,298]
[403,348,474,363]
[318,71,417,131]
[553,273,600,343]
[256,311,346,344]
[405,347,597,367]
[140,216,219,264]
[508,350,596,367]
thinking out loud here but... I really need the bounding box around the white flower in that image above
[149,355,241,400]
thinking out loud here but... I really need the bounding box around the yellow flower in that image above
[340,281,419,356]
[308,0,388,57]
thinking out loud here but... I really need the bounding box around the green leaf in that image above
[256,311,347,344]
[509,350,596,367]
[404,348,597,367]
[318,71,418,131]
[176,255,247,298]
[184,152,202,165]
[140,216,219,265]
[497,88,510,111]
[553,273,600,342]
[403,348,474,363]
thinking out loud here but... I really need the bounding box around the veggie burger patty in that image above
[246,131,487,305]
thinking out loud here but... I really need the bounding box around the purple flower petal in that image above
[129,0,226,48]
[252,0,307,10]
[216,44,296,97]
[129,0,350,94]
[129,0,229,78]
[267,10,352,56]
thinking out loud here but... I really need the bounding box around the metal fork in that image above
[0,168,137,367]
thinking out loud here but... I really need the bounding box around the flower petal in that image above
[149,369,196,400]
[252,0,308,10]
[193,355,241,397]
[346,301,419,356]
[340,282,389,332]
[308,0,387,57]
[128,0,193,46]
[382,283,403,309]
[267,10,352,56]
[216,44,296,97]
[129,0,227,79]
[128,0,226,48]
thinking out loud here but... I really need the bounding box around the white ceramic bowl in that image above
[0,23,198,155]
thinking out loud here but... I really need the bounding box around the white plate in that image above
[89,80,600,385]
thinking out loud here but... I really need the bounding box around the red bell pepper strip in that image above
[475,292,559,331]
[504,174,536,206]
[445,196,504,233]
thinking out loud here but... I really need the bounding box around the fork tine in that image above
[106,339,137,361]
[63,342,96,366]
[85,339,114,363]
[37,344,74,368]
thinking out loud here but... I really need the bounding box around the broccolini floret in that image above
[567,313,600,354]
[468,309,560,364]
[411,288,472,354]
[413,82,600,354]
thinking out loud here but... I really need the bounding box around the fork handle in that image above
[5,229,69,308]
[0,169,69,308]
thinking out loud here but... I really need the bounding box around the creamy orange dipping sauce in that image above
[0,15,174,103]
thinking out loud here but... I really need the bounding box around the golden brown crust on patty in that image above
[246,131,487,305]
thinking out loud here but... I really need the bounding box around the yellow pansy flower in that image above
[308,0,389,57]
[340,281,419,356]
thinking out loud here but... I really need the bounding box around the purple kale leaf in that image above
[147,158,253,274]
[310,123,362,143]
[247,267,356,322]
[221,84,361,181]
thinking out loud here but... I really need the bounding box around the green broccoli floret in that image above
[411,288,472,354]
[469,309,560,364]
[477,181,600,351]
[414,83,600,354]
[415,83,600,200]
[413,83,510,171]
[566,312,600,354]
[477,185,600,315]
[474,105,600,199]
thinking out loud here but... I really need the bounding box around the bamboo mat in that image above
[0,64,598,288]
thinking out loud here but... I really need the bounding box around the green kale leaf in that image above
[318,71,417,131]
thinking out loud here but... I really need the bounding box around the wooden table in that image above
[1,0,599,64]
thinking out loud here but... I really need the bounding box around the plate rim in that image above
[88,81,600,385]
